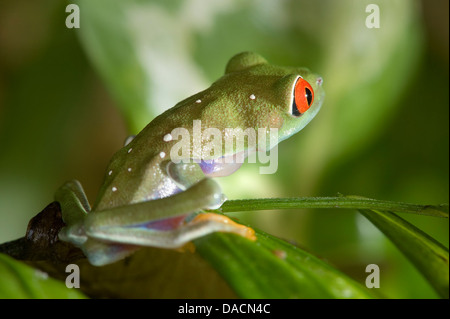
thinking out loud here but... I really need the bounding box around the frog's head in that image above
[221,52,324,149]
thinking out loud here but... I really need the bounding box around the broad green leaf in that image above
[195,228,375,299]
[359,210,449,298]
[78,0,153,132]
[77,0,211,133]
[0,253,86,299]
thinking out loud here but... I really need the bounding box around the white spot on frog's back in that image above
[249,94,256,100]
[195,99,202,104]
[128,148,133,153]
[124,135,136,146]
[112,186,118,192]
[163,133,173,142]
[127,167,132,172]
[108,170,113,176]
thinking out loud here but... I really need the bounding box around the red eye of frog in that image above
[292,77,314,116]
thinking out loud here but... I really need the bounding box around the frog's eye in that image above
[291,77,314,117]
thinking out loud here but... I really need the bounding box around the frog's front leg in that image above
[55,180,91,246]
[166,160,235,208]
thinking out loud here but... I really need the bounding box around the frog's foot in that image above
[187,213,256,242]
[55,180,91,246]
[174,214,254,253]
[80,239,139,267]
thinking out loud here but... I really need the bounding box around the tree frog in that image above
[56,52,324,266]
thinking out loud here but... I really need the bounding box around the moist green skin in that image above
[56,52,324,266]
[94,52,324,211]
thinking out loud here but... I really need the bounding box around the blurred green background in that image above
[0,0,448,298]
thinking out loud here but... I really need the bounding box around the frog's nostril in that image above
[316,77,323,86]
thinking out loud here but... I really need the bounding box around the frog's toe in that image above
[205,193,227,210]
[81,239,138,266]
[189,213,256,241]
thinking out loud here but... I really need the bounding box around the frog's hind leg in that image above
[55,180,91,246]
[70,214,255,267]
[83,212,255,257]
[83,179,256,250]
[140,213,257,248]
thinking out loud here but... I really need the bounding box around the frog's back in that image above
[92,126,176,211]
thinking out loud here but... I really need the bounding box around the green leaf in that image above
[358,210,449,298]
[77,0,155,132]
[77,0,212,133]
[0,253,86,299]
[221,197,449,218]
[195,228,375,299]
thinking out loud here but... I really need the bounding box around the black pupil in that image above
[305,88,312,106]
